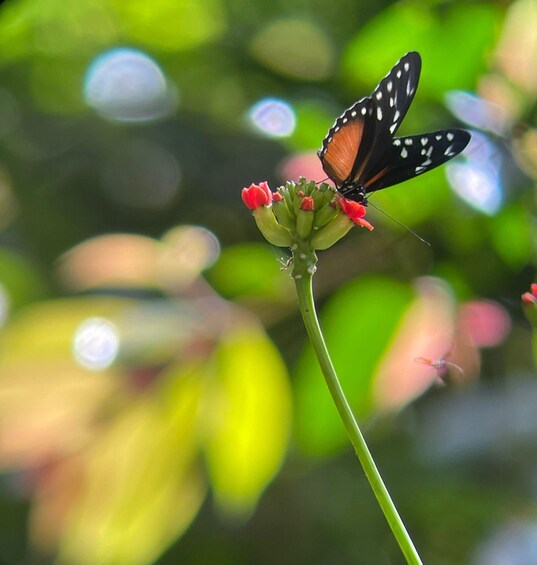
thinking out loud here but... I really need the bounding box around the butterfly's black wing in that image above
[364,129,471,193]
[318,52,422,189]
[354,52,422,184]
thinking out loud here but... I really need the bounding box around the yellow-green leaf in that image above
[203,324,291,514]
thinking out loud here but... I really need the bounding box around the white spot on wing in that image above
[404,138,413,146]
[404,62,410,71]
[351,111,356,117]
[444,145,454,155]
[342,117,348,123]
[377,107,383,121]
[401,147,408,158]
[376,91,382,100]
[435,135,442,141]
[361,107,367,115]
[387,81,393,92]
[393,110,400,121]
[393,139,401,146]
[421,137,428,146]
[389,123,397,133]
[389,97,395,107]
[447,133,454,141]
[396,70,402,78]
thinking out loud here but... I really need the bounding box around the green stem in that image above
[292,248,423,565]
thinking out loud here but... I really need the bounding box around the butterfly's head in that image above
[338,182,367,206]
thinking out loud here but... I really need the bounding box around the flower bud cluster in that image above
[241,178,373,250]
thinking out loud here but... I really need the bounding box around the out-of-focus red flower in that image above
[338,197,374,230]
[522,283,537,305]
[522,292,537,305]
[241,181,273,210]
[301,196,314,211]
[459,300,510,347]
[522,283,537,326]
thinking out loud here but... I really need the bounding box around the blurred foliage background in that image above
[0,0,536,564]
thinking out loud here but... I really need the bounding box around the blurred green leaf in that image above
[342,2,432,88]
[33,0,117,56]
[342,2,501,99]
[207,243,293,302]
[0,0,39,64]
[250,18,335,81]
[0,249,48,312]
[0,0,117,63]
[490,203,532,269]
[203,324,291,514]
[109,0,226,52]
[422,4,502,97]
[295,276,413,456]
[289,101,334,151]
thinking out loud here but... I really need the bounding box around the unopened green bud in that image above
[310,211,353,250]
[313,202,339,228]
[286,181,297,200]
[297,206,314,239]
[314,186,337,208]
[272,200,295,230]
[253,207,293,247]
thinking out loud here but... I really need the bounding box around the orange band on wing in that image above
[364,166,389,188]
[321,120,365,186]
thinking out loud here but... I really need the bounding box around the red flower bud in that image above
[300,196,314,211]
[241,181,273,210]
[338,197,374,231]
[531,283,537,297]
[297,190,305,197]
[273,191,284,202]
[522,292,537,305]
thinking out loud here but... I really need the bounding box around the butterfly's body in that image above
[318,52,470,202]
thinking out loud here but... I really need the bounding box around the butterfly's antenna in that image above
[316,177,329,185]
[367,200,431,247]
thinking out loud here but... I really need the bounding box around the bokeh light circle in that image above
[73,317,120,370]
[84,47,176,122]
[248,98,296,137]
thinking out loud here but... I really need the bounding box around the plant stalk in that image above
[292,248,423,565]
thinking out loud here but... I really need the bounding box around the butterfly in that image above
[318,51,471,204]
